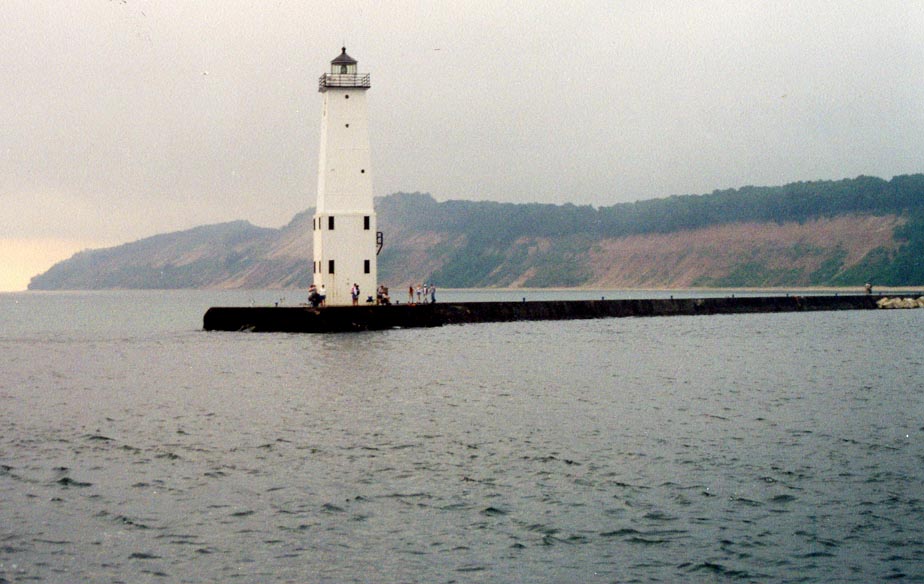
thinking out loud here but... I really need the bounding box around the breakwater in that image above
[203,294,882,333]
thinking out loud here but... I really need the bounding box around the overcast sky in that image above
[2,1,923,290]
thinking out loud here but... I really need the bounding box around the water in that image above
[1,290,923,583]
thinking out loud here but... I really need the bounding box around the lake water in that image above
[1,290,923,583]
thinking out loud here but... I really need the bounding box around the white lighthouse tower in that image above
[313,47,378,306]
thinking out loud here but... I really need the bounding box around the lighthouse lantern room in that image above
[313,48,377,306]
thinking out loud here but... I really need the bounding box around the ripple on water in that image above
[54,477,92,488]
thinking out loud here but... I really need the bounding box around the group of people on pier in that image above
[307,282,436,307]
[376,285,391,305]
[307,283,327,307]
[409,284,436,304]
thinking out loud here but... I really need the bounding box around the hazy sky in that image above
[2,1,923,290]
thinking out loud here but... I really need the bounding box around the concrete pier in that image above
[203,294,881,333]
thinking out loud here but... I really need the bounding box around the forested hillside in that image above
[378,174,924,287]
[29,174,924,290]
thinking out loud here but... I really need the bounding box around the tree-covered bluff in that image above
[379,174,924,287]
[28,174,924,290]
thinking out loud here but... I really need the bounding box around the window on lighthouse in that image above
[340,65,348,74]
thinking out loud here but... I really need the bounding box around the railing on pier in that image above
[318,73,371,92]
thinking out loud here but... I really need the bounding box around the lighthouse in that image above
[313,47,378,306]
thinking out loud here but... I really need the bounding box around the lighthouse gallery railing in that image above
[318,73,371,92]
